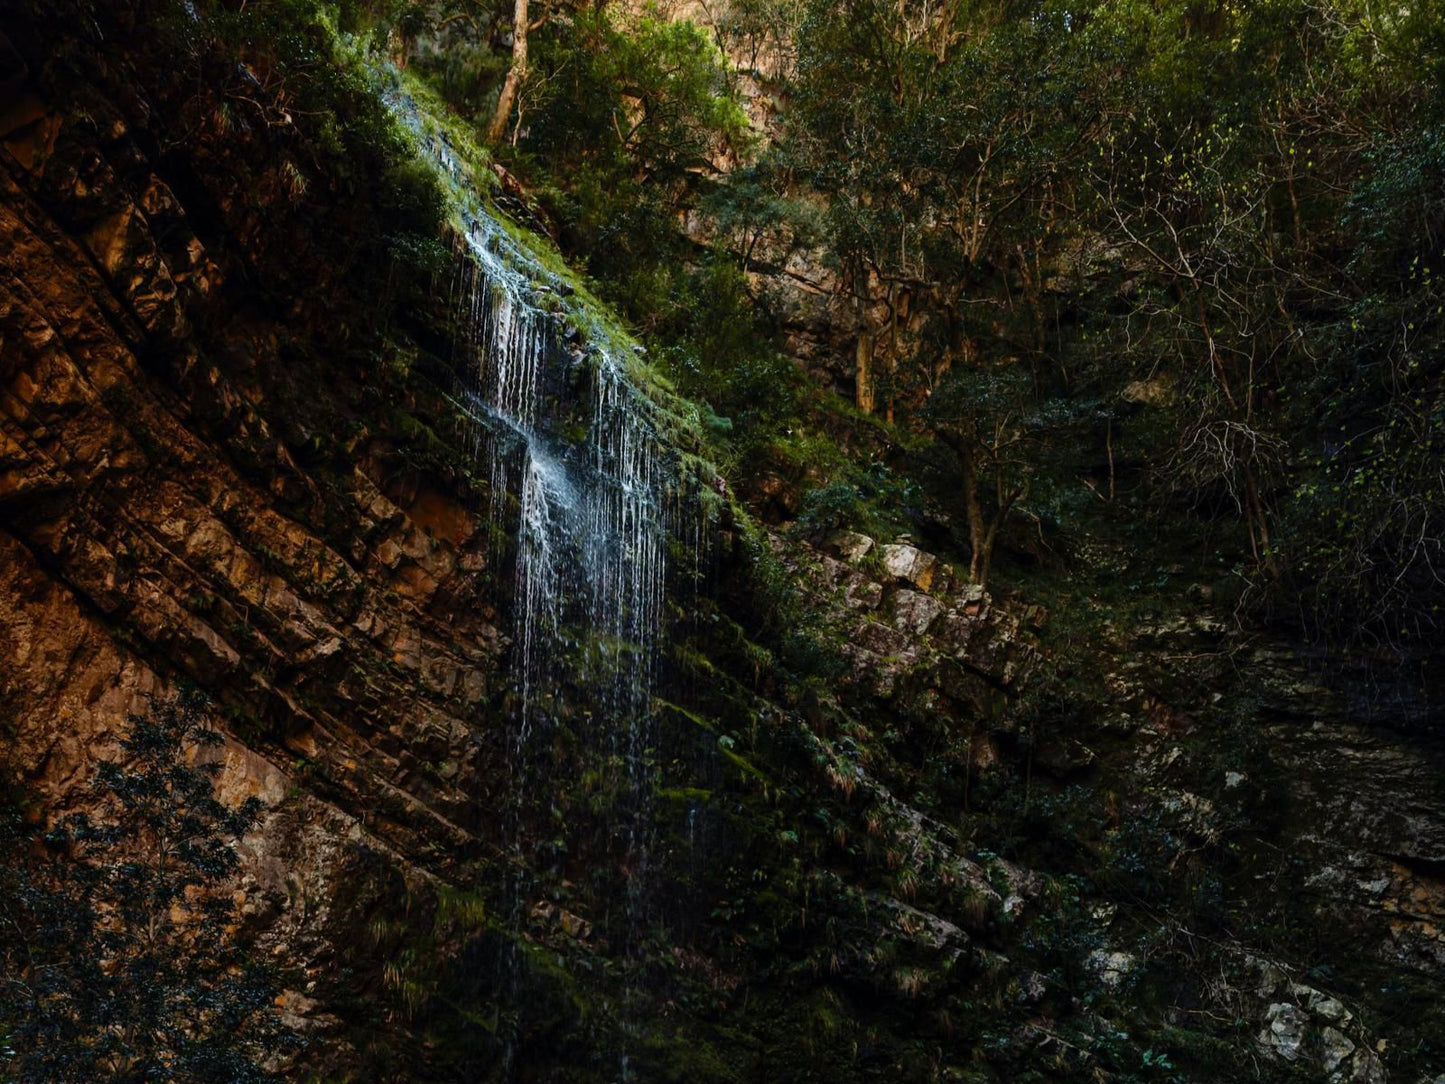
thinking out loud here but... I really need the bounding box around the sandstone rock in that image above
[1252,982,1386,1084]
[1295,985,1352,1025]
[843,575,883,610]
[1348,1049,1387,1084]
[1017,971,1048,1004]
[873,895,968,952]
[888,588,943,635]
[853,618,915,660]
[964,625,1013,683]
[275,989,323,1031]
[531,900,593,940]
[1122,373,1175,406]
[842,645,900,698]
[878,543,936,591]
[929,660,993,712]
[1321,1026,1356,1074]
[1086,949,1136,991]
[803,554,843,589]
[1159,789,1219,840]
[933,613,975,654]
[1259,1002,1307,1061]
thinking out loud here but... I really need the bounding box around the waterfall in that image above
[385,88,714,1067]
[448,212,670,804]
[449,211,678,1074]
[584,350,668,931]
[513,450,570,729]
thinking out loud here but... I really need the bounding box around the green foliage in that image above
[0,691,291,1082]
[794,460,921,539]
[17,0,1443,1075]
[179,0,450,285]
[730,0,1445,647]
[497,8,745,291]
[657,258,809,459]
[406,0,799,462]
[378,155,449,238]
[1278,84,1445,647]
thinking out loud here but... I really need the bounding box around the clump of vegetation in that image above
[0,691,292,1082]
[761,0,1445,633]
[343,0,1444,644]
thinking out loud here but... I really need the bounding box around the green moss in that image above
[657,786,714,804]
[633,1027,745,1083]
[655,699,769,782]
[434,884,488,932]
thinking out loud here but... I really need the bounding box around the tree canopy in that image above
[259,0,1445,650]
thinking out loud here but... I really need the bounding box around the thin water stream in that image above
[389,89,693,1073]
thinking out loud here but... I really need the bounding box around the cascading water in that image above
[583,351,668,945]
[451,215,675,1072]
[448,209,671,832]
[513,451,570,742]
[389,90,702,1070]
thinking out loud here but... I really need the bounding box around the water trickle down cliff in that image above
[450,211,669,879]
[393,90,698,1026]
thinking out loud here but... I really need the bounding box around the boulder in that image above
[1259,1002,1307,1061]
[888,588,944,635]
[879,543,937,591]
[1086,949,1136,991]
[843,576,883,610]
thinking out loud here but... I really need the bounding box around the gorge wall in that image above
[3,4,1444,1083]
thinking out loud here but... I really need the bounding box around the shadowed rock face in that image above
[0,14,515,1070]
[0,24,1042,1058]
[0,23,1027,1063]
[0,46,505,837]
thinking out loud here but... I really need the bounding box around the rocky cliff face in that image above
[4,6,1445,1084]
[1,11,515,1071]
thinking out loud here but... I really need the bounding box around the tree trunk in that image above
[488,0,530,145]
[963,450,987,584]
[855,327,876,414]
[939,429,987,581]
[938,427,1021,590]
